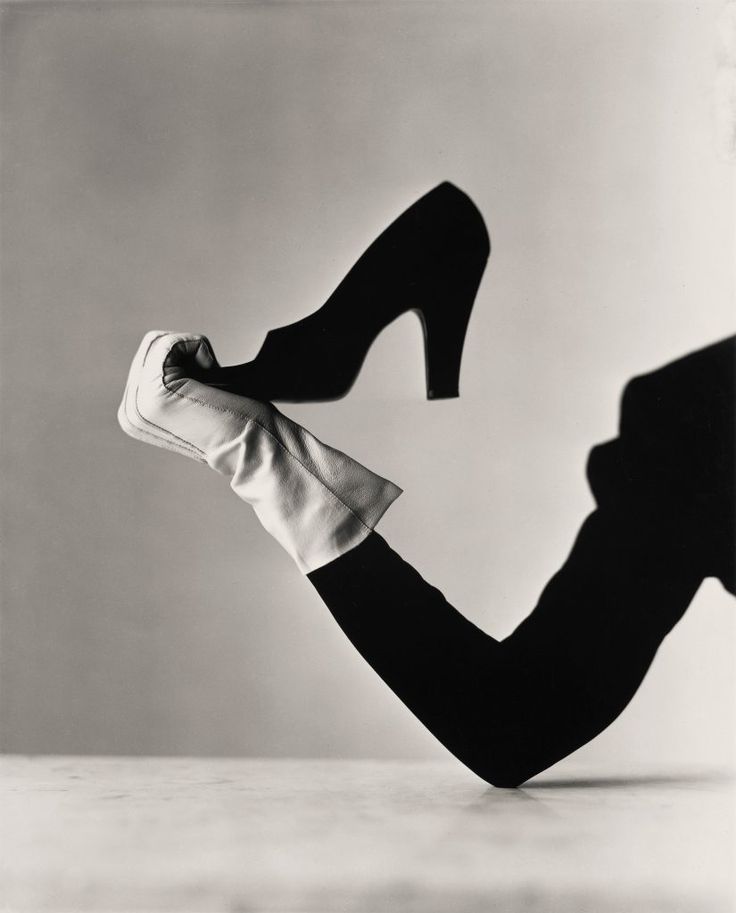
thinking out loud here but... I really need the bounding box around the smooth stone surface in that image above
[1,756,733,912]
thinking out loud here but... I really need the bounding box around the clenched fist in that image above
[118,331,400,572]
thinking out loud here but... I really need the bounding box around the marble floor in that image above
[1,756,733,913]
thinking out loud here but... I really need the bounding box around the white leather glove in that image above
[118,331,401,573]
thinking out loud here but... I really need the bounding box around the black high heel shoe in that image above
[202,182,490,401]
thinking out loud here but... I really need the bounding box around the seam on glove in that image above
[132,334,208,458]
[122,382,205,460]
[133,384,208,459]
[160,339,375,532]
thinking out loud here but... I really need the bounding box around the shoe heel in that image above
[418,303,473,400]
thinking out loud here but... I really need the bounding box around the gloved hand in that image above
[118,331,401,573]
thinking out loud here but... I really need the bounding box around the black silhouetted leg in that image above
[308,337,735,787]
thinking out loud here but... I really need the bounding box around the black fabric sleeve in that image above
[308,336,735,786]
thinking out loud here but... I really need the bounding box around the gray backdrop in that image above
[1,1,734,769]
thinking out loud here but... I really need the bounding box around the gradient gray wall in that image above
[1,1,734,768]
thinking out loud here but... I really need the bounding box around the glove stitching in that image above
[123,382,205,460]
[160,339,374,532]
[133,383,207,460]
[132,334,208,459]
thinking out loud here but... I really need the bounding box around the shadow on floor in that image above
[521,771,731,789]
